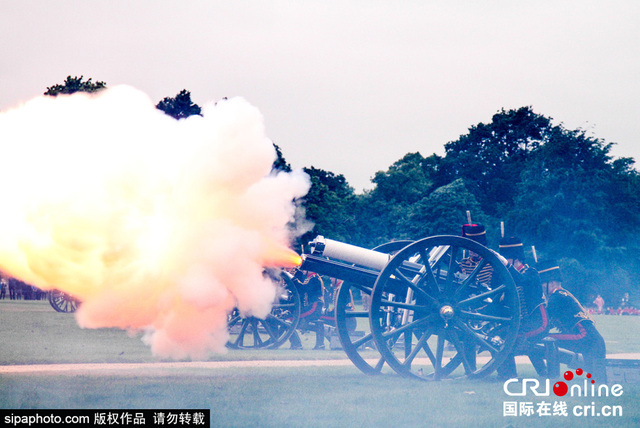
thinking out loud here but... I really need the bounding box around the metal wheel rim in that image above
[226,271,301,349]
[335,240,413,375]
[369,235,520,381]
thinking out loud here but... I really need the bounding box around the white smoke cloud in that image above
[0,86,309,359]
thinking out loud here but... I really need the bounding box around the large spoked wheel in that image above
[227,271,301,349]
[335,240,413,375]
[48,290,79,313]
[369,236,520,381]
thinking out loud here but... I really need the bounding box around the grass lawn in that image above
[2,300,640,427]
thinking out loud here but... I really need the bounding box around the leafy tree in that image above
[400,179,490,240]
[509,125,640,302]
[155,89,201,120]
[351,153,436,247]
[351,191,408,248]
[351,153,491,248]
[370,152,433,205]
[442,107,552,216]
[44,75,106,96]
[422,153,451,190]
[271,143,292,173]
[297,167,357,249]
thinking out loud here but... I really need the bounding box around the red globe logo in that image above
[553,381,568,396]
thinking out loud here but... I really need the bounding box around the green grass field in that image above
[1,299,640,427]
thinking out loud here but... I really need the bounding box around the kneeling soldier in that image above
[538,259,607,383]
[289,270,326,350]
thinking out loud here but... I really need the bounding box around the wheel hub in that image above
[439,305,454,320]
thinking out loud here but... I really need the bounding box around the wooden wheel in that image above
[48,290,79,313]
[335,240,413,375]
[369,236,520,380]
[227,270,300,349]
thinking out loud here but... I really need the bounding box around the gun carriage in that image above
[227,234,524,381]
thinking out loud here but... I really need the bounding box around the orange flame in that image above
[262,241,303,268]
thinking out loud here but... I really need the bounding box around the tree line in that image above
[294,107,640,308]
[46,77,640,307]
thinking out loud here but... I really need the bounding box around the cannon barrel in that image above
[299,236,391,286]
[299,236,439,286]
[308,236,390,270]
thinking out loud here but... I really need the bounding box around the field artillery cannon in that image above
[228,234,523,381]
[226,270,301,350]
[303,235,521,380]
[48,289,80,313]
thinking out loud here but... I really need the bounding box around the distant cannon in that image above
[48,289,79,313]
[226,270,300,350]
[228,235,522,381]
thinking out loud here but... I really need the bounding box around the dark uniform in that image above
[539,261,607,383]
[497,237,549,379]
[511,263,547,340]
[460,256,494,285]
[289,271,325,350]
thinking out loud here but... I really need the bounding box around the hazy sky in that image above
[2,1,639,192]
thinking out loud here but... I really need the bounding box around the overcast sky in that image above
[2,1,639,192]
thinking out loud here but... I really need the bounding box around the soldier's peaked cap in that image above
[498,236,525,261]
[462,224,487,246]
[537,259,563,283]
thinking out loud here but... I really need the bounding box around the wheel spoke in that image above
[454,259,491,299]
[265,313,291,328]
[228,314,241,327]
[260,318,277,340]
[422,338,437,367]
[251,319,264,347]
[454,319,500,354]
[380,314,437,340]
[444,352,465,375]
[458,310,513,323]
[434,334,445,379]
[402,330,430,368]
[445,246,460,288]
[447,329,474,375]
[392,268,440,307]
[379,299,430,312]
[373,357,385,372]
[457,285,506,308]
[351,332,374,349]
[234,320,250,346]
[418,249,429,266]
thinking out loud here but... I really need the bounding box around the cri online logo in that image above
[554,369,593,396]
[504,369,624,397]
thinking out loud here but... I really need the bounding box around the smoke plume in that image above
[0,86,309,359]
